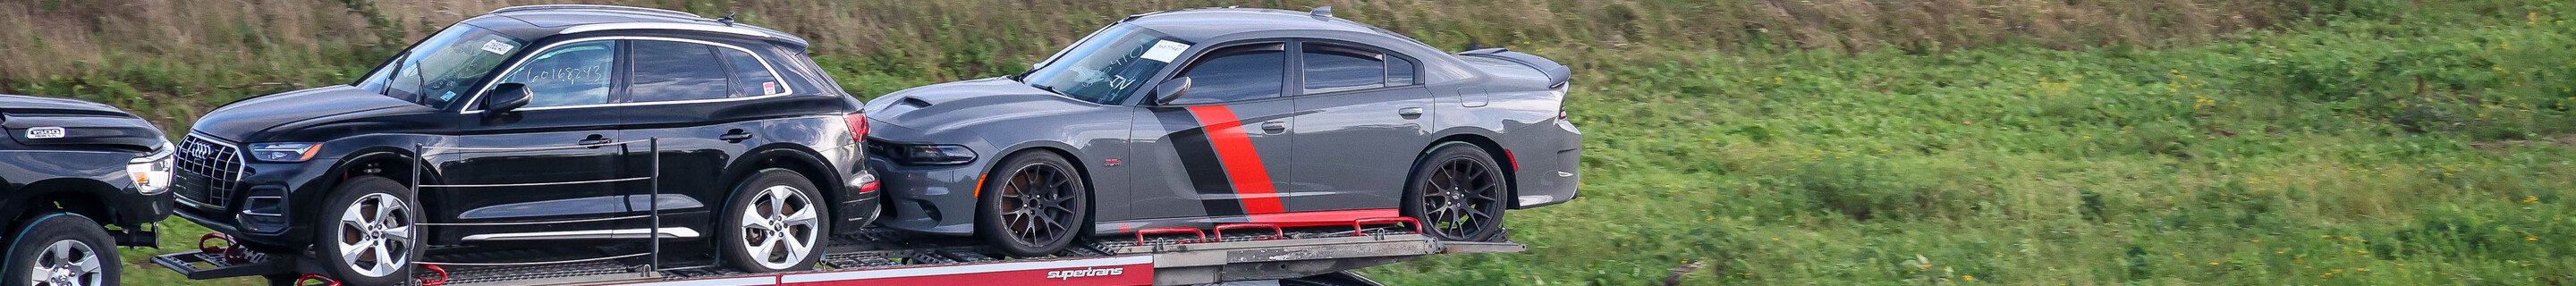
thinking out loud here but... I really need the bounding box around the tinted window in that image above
[494,40,615,108]
[720,48,784,97]
[1302,44,1387,93]
[1171,44,1285,105]
[627,40,731,103]
[1388,55,1417,85]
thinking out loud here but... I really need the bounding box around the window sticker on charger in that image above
[1140,40,1189,63]
[480,40,515,55]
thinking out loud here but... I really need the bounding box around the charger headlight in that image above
[246,142,322,163]
[892,144,977,165]
[127,141,175,195]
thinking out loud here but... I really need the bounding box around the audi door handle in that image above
[719,130,755,142]
[1397,107,1425,118]
[1260,122,1289,133]
[578,135,614,148]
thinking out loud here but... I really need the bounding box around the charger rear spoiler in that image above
[1458,48,1572,88]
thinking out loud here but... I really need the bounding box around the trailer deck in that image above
[157,223,1521,285]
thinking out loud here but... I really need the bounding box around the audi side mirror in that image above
[1154,78,1191,105]
[485,83,532,114]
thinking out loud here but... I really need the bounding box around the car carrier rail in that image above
[155,221,1521,285]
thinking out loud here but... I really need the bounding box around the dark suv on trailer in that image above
[173,5,877,283]
[2,94,176,286]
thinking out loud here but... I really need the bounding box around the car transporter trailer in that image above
[158,222,1520,286]
[149,138,1522,286]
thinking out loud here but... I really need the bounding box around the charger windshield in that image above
[356,24,523,109]
[1016,24,1187,105]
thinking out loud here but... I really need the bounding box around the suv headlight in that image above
[889,144,977,165]
[128,141,175,195]
[246,142,322,163]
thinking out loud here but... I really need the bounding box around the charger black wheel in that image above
[1402,143,1508,241]
[720,168,829,273]
[315,176,421,286]
[4,213,116,286]
[977,151,1089,257]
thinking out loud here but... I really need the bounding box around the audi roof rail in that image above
[490,4,704,20]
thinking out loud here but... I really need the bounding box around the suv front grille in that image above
[175,135,245,208]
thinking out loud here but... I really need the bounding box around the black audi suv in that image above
[172,5,877,283]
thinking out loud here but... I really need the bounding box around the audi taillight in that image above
[843,114,869,143]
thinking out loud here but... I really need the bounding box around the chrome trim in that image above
[177,133,248,208]
[239,196,284,216]
[415,253,649,266]
[461,37,795,114]
[418,139,655,151]
[419,214,649,226]
[419,177,648,188]
[457,227,700,241]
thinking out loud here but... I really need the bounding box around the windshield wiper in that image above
[1030,83,1065,97]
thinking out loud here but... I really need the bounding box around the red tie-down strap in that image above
[417,265,449,286]
[197,232,233,254]
[295,273,340,286]
[1132,227,1208,246]
[1352,217,1422,236]
[1214,223,1285,240]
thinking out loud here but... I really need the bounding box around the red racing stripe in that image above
[1243,209,1399,228]
[1184,105,1288,214]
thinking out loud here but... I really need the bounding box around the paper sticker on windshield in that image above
[1140,40,1189,63]
[480,40,514,55]
[26,127,64,139]
[763,82,777,94]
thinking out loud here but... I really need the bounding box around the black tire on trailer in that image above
[718,168,831,273]
[976,151,1090,257]
[313,176,423,286]
[3,212,118,286]
[1402,142,1510,242]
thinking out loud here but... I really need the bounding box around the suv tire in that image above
[719,168,829,273]
[4,213,117,286]
[314,176,422,286]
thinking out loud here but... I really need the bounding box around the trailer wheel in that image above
[314,176,422,286]
[1402,143,1508,241]
[720,168,829,273]
[977,151,1089,257]
[4,213,116,286]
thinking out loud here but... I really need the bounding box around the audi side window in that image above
[627,40,732,103]
[720,48,784,97]
[494,41,616,108]
[1301,43,1387,94]
[1171,43,1285,105]
[1388,55,1417,85]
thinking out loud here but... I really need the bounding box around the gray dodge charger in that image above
[863,7,1580,256]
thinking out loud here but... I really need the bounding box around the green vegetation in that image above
[6,0,2572,285]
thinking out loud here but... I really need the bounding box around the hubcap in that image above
[336,193,414,278]
[739,185,819,270]
[1419,156,1502,240]
[28,240,99,286]
[999,163,1077,248]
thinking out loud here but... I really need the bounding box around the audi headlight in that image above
[246,142,322,163]
[128,141,175,195]
[892,144,977,165]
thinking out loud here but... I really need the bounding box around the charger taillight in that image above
[843,114,869,143]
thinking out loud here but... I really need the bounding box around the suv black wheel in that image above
[977,151,1089,257]
[4,213,117,286]
[719,169,829,273]
[1402,143,1508,241]
[313,176,421,286]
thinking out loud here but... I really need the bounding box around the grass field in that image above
[8,0,2575,285]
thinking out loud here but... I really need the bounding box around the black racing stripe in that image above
[1153,108,1246,215]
